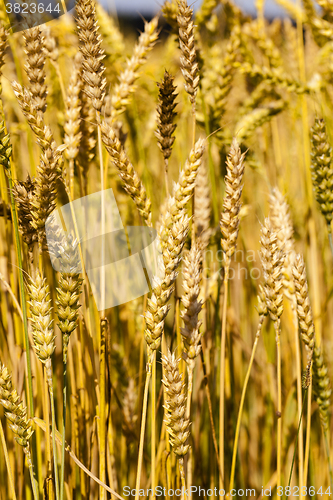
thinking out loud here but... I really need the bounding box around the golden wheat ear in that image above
[220,137,246,269]
[75,0,106,113]
[259,217,284,323]
[161,349,191,457]
[24,26,47,115]
[0,362,34,456]
[292,254,315,355]
[310,117,333,226]
[181,244,203,366]
[156,70,178,179]
[177,0,199,106]
[312,345,332,432]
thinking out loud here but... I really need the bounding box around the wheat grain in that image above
[220,137,246,268]
[75,0,106,113]
[161,349,191,457]
[310,117,333,225]
[177,0,199,105]
[23,26,47,114]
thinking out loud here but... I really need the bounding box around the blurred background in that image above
[107,0,298,17]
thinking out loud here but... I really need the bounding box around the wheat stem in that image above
[328,225,333,258]
[49,378,60,500]
[229,314,264,491]
[219,271,228,493]
[28,456,39,500]
[99,318,107,500]
[303,378,312,485]
[60,366,67,500]
[275,319,282,489]
[294,305,304,495]
[179,457,186,500]
[135,360,153,500]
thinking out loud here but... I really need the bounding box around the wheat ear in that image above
[64,54,82,196]
[269,187,306,491]
[28,271,60,499]
[12,82,64,245]
[135,139,205,500]
[260,217,284,487]
[177,0,199,107]
[156,70,178,195]
[75,0,106,113]
[24,26,47,115]
[219,137,246,490]
[12,175,37,262]
[100,120,152,227]
[52,228,82,500]
[269,187,296,298]
[312,345,331,432]
[0,363,37,499]
[194,160,212,251]
[310,117,333,255]
[162,349,191,495]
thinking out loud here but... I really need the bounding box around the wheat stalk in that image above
[0,362,37,500]
[260,217,284,487]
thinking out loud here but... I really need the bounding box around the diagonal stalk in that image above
[0,419,17,500]
[135,356,153,500]
[229,315,264,491]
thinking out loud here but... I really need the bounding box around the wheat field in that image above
[0,0,332,499]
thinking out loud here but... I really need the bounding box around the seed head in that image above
[181,244,203,364]
[310,117,333,224]
[155,70,178,161]
[259,218,284,322]
[312,345,331,431]
[292,254,315,355]
[220,138,246,267]
[162,349,191,457]
[177,0,199,105]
